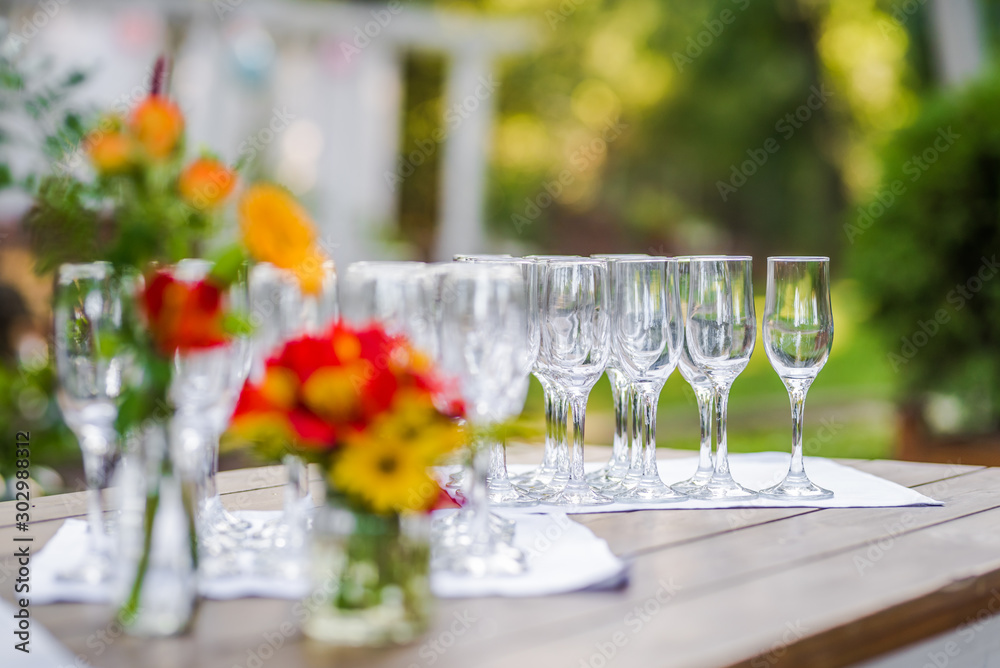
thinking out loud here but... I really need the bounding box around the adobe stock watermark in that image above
[886,254,999,372]
[338,1,409,63]
[877,0,928,40]
[384,75,500,192]
[852,512,918,576]
[510,117,628,235]
[578,578,682,668]
[844,126,960,244]
[545,0,586,31]
[405,610,488,667]
[3,0,70,52]
[235,106,297,166]
[749,620,810,667]
[716,84,834,202]
[672,0,752,73]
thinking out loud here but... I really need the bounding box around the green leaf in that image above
[207,245,247,287]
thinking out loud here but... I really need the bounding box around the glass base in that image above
[523,473,568,498]
[539,480,613,506]
[487,478,539,507]
[688,474,758,501]
[436,538,527,577]
[758,476,833,500]
[432,510,515,545]
[615,477,687,504]
[670,468,715,496]
[512,466,558,490]
[203,496,251,532]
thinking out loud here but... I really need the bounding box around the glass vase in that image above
[115,420,199,637]
[304,499,432,647]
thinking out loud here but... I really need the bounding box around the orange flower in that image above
[142,271,228,355]
[129,95,183,160]
[238,184,328,295]
[86,131,133,173]
[179,158,236,209]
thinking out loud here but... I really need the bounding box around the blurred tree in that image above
[851,63,1000,432]
[379,0,918,266]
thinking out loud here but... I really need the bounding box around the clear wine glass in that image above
[609,258,688,503]
[167,260,250,560]
[671,257,716,495]
[513,256,583,496]
[53,262,128,583]
[686,256,758,500]
[588,254,648,487]
[536,259,612,506]
[437,263,529,574]
[458,258,539,508]
[758,257,834,500]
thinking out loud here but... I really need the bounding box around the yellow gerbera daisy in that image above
[331,436,439,514]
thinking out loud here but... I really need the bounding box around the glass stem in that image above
[641,392,659,478]
[468,440,490,541]
[488,439,509,482]
[540,387,559,471]
[695,386,714,473]
[627,385,642,474]
[611,377,629,467]
[80,426,114,555]
[203,430,221,503]
[568,395,588,483]
[555,394,570,475]
[787,382,810,479]
[714,384,733,477]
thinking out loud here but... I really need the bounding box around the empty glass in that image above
[686,256,758,500]
[536,260,612,506]
[671,257,716,495]
[758,257,834,500]
[588,254,648,487]
[456,258,540,508]
[609,258,687,503]
[340,261,427,334]
[53,262,129,583]
[437,263,530,574]
[168,260,251,557]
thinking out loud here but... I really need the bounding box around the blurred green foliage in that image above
[852,63,1000,432]
[392,0,920,262]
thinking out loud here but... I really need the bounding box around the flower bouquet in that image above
[230,323,465,646]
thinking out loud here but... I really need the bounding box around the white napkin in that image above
[432,511,628,598]
[30,511,626,604]
[440,452,942,515]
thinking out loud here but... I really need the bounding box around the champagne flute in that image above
[758,257,834,499]
[53,262,128,583]
[686,256,757,500]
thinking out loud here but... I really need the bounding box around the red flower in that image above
[142,271,228,355]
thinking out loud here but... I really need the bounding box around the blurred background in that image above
[3,0,1000,496]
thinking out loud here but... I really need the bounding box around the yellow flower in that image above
[301,364,369,422]
[369,389,465,461]
[331,436,439,514]
[260,366,299,410]
[238,184,329,295]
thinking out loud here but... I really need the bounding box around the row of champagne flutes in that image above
[54,252,833,583]
[51,258,339,585]
[338,253,835,576]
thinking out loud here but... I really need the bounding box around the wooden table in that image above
[3,447,1000,668]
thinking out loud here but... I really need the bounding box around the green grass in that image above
[519,280,898,461]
